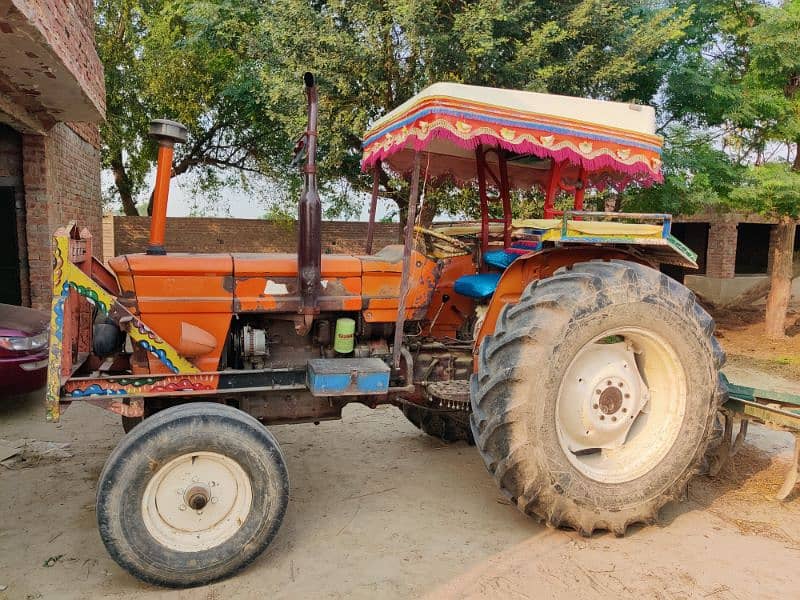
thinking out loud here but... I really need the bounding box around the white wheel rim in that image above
[555,327,687,484]
[142,451,253,552]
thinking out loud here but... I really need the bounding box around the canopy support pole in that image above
[392,152,421,371]
[365,161,381,254]
[573,166,587,212]
[543,160,564,219]
[476,145,490,254]
[498,152,511,249]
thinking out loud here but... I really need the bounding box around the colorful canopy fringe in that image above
[362,83,664,190]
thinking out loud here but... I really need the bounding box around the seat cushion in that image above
[453,272,503,300]
[483,249,519,270]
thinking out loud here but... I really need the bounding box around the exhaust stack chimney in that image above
[147,119,188,255]
[296,73,321,333]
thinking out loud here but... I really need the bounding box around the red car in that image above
[0,303,49,395]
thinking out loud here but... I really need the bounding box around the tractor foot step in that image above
[307,358,390,397]
[425,380,471,411]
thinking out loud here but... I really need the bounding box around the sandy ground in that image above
[0,360,798,600]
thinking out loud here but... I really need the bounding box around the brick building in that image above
[109,216,400,258]
[0,0,104,309]
[670,212,798,305]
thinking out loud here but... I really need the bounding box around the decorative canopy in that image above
[361,83,663,190]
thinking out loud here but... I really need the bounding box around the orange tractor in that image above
[46,74,795,587]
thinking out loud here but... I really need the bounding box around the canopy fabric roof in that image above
[361,82,664,190]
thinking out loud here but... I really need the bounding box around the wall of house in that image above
[111,217,399,258]
[23,123,102,309]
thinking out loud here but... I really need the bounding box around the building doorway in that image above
[0,186,22,305]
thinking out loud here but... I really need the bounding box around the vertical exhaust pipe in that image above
[147,119,188,255]
[297,73,321,333]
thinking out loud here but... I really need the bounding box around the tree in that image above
[97,0,289,216]
[252,0,692,229]
[630,0,800,338]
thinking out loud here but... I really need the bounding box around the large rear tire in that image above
[470,260,725,535]
[97,403,289,587]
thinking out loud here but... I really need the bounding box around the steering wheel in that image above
[414,226,474,257]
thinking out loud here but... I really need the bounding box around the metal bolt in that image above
[611,416,617,422]
[599,415,605,420]
[593,404,599,409]
[618,382,624,388]
[624,393,630,399]
[606,380,612,386]
[596,389,602,395]
[622,407,627,413]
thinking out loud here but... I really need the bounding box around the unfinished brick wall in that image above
[9,0,105,116]
[113,217,400,257]
[23,123,102,309]
[705,221,738,279]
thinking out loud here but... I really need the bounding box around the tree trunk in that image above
[111,151,139,216]
[418,195,438,229]
[765,217,796,339]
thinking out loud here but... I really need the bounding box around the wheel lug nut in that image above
[606,380,612,386]
[179,504,186,511]
[618,382,624,388]
[622,408,627,413]
[624,393,630,399]
[599,415,605,420]
[611,416,617,422]
[211,497,218,504]
[595,389,602,395]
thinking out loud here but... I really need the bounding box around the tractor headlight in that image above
[0,331,48,351]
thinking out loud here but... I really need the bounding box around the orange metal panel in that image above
[233,254,362,312]
[361,250,439,322]
[138,313,231,374]
[472,248,639,370]
[423,254,476,338]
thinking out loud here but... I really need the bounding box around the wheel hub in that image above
[598,385,623,415]
[558,341,650,452]
[142,451,253,552]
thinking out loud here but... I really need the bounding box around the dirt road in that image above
[0,366,798,600]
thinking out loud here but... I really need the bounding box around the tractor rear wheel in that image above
[401,404,474,444]
[97,402,289,587]
[470,260,725,536]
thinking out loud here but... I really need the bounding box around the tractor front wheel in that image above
[97,402,289,587]
[471,260,725,535]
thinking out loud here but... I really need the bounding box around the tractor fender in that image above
[473,246,644,357]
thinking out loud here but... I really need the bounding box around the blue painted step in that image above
[307,357,391,396]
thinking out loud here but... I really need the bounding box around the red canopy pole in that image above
[365,160,381,254]
[498,151,511,249]
[543,160,563,219]
[476,145,489,254]
[573,166,587,212]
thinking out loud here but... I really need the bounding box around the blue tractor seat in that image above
[456,241,542,300]
[483,249,519,270]
[453,272,502,300]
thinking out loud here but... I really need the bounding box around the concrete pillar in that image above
[705,220,738,279]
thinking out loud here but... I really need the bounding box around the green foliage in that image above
[730,163,800,218]
[630,0,800,219]
[99,0,694,218]
[624,128,744,214]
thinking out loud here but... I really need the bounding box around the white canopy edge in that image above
[366,82,658,139]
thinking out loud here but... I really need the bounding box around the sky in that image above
[102,168,398,221]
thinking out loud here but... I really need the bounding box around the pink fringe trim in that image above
[361,129,663,187]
